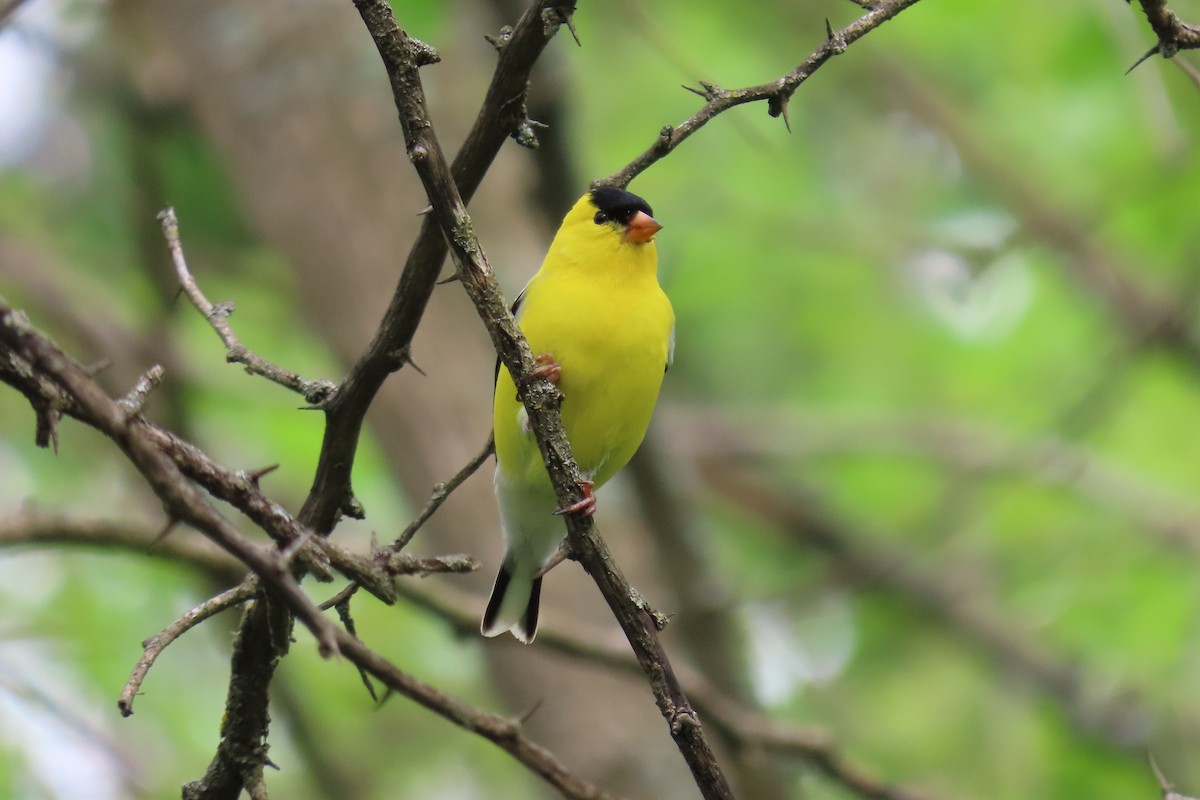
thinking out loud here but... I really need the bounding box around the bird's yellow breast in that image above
[493,237,673,492]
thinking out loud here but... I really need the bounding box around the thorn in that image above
[1126,43,1161,75]
[416,204,433,216]
[33,402,60,454]
[564,14,581,46]
[357,668,379,703]
[515,697,545,725]
[377,686,397,709]
[342,494,366,520]
[682,83,709,99]
[153,518,180,544]
[246,463,280,488]
[407,36,441,67]
[264,758,280,772]
[436,272,461,285]
[824,20,848,54]
[484,25,513,51]
[83,358,113,376]
[1150,754,1170,792]
[767,92,793,132]
[395,347,426,376]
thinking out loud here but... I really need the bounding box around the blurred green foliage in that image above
[3,0,1200,798]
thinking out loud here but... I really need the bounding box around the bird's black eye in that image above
[593,211,609,225]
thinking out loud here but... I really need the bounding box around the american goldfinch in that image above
[481,187,674,643]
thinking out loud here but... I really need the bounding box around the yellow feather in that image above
[483,189,674,642]
[493,192,673,491]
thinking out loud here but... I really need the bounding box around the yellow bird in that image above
[482,187,674,643]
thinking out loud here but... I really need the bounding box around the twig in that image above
[0,318,615,800]
[119,578,258,717]
[376,552,480,576]
[1150,754,1198,800]
[298,0,578,537]
[389,433,494,553]
[0,511,246,580]
[393,580,943,800]
[1127,0,1200,72]
[157,208,336,406]
[0,300,343,659]
[600,0,925,189]
[351,1,734,797]
[332,629,625,800]
[117,364,165,417]
[0,509,937,800]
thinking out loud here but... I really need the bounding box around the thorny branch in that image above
[0,1,1009,798]
[159,208,336,406]
[600,0,925,189]
[351,0,735,796]
[299,0,577,536]
[0,513,939,800]
[395,580,943,800]
[178,1,581,795]
[0,312,621,800]
[1127,0,1200,72]
[0,299,344,661]
[119,578,258,717]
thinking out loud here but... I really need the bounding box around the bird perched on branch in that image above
[482,186,674,643]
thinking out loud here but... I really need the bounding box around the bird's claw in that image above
[554,480,596,517]
[532,353,562,384]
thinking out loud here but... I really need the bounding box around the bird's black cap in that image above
[590,186,653,223]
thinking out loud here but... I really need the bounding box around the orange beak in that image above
[623,210,663,244]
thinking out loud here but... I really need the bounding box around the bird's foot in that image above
[531,353,562,384]
[554,480,596,517]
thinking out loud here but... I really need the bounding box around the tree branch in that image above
[1127,0,1200,71]
[395,580,943,800]
[158,208,336,406]
[0,513,625,800]
[350,2,735,797]
[119,578,258,717]
[0,511,246,580]
[600,0,926,189]
[0,299,343,658]
[299,0,577,535]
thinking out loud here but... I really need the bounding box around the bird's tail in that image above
[481,557,542,644]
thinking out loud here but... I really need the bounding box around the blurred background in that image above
[2,0,1200,797]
